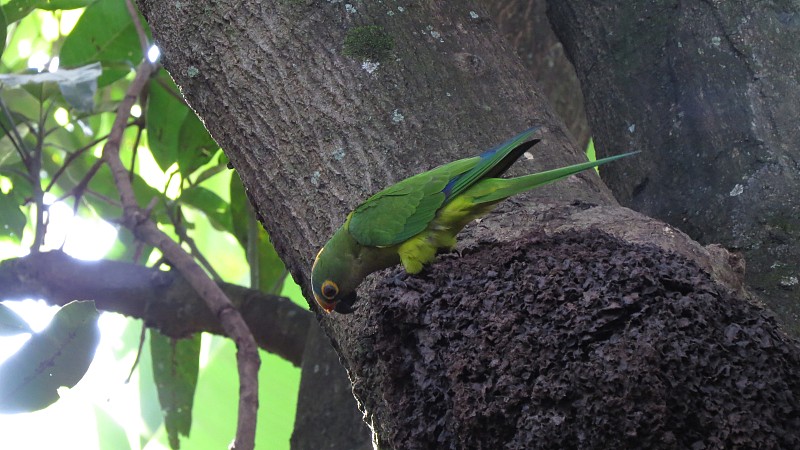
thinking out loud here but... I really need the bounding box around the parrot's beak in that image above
[314,292,335,314]
[333,292,359,314]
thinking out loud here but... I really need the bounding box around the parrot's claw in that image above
[390,272,408,289]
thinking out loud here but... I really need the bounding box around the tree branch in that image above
[100,57,261,449]
[0,251,310,365]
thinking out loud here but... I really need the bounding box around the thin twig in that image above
[155,76,188,104]
[31,99,56,252]
[57,157,104,206]
[84,188,123,208]
[125,322,148,384]
[168,205,223,282]
[125,0,150,58]
[101,57,260,450]
[128,124,143,182]
[44,123,137,193]
[0,96,31,167]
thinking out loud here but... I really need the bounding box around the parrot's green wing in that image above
[347,127,542,247]
[347,157,478,247]
[442,127,540,199]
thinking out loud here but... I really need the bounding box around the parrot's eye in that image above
[321,280,339,299]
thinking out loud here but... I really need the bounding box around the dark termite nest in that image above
[350,230,800,449]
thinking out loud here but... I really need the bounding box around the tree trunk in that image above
[548,0,800,334]
[138,1,800,448]
[489,0,591,149]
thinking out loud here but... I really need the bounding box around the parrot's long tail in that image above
[470,151,639,204]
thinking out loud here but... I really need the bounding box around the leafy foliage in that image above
[0,1,301,448]
[0,302,33,335]
[60,0,148,86]
[150,330,200,449]
[0,300,100,413]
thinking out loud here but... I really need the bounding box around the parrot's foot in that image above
[390,271,408,289]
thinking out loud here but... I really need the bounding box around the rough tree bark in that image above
[489,0,591,149]
[548,1,800,333]
[137,1,800,448]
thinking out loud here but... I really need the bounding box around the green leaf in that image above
[38,0,97,11]
[230,175,286,292]
[179,186,233,234]
[229,174,249,246]
[138,331,164,442]
[2,164,33,204]
[192,157,229,186]
[256,226,287,293]
[0,4,7,60]
[0,302,33,335]
[177,113,219,177]
[0,110,31,168]
[146,72,189,172]
[1,10,45,71]
[59,0,148,86]
[1,0,39,25]
[1,0,93,25]
[94,405,133,450]
[0,191,26,242]
[150,330,200,450]
[0,64,102,112]
[0,300,100,413]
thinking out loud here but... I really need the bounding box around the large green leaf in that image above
[1,10,46,71]
[138,330,164,445]
[146,73,189,171]
[2,163,33,207]
[177,113,219,177]
[38,0,97,11]
[1,0,41,25]
[0,111,29,168]
[0,300,100,413]
[59,0,147,86]
[150,330,200,450]
[0,4,7,60]
[0,302,33,336]
[187,337,298,450]
[0,191,26,242]
[179,185,233,234]
[229,175,286,292]
[94,405,133,450]
[1,0,93,25]
[0,64,102,112]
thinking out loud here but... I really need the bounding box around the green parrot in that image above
[311,127,636,313]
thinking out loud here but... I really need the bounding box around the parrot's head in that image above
[311,246,359,314]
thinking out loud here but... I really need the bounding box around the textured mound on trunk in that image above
[352,230,800,449]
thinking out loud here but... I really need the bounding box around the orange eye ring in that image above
[321,280,339,299]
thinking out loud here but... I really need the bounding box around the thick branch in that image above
[0,251,310,366]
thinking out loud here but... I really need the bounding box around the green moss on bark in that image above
[343,25,394,62]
